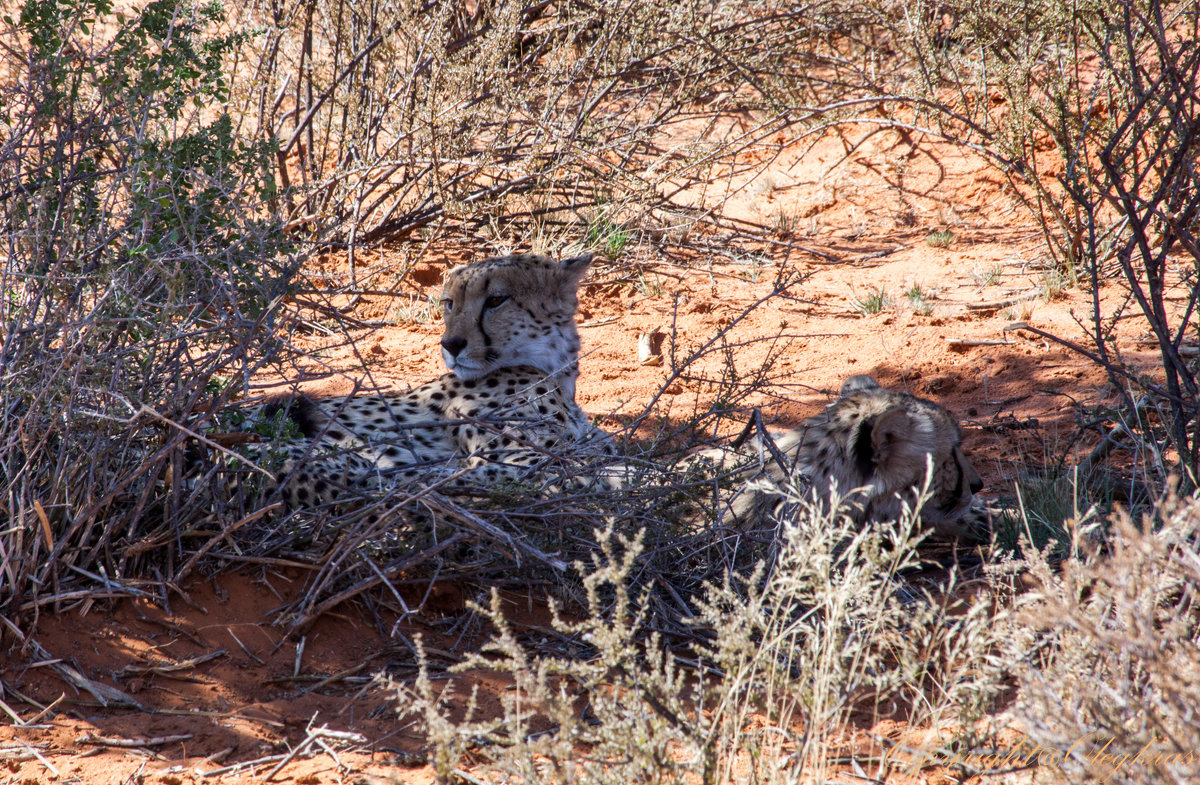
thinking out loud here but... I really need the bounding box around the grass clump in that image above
[925,229,955,248]
[586,218,632,259]
[971,264,1003,287]
[905,282,935,315]
[1039,264,1075,300]
[395,492,1012,784]
[852,287,893,315]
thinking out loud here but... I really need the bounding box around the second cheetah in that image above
[700,375,990,540]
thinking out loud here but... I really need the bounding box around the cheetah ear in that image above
[558,253,593,291]
[840,375,880,397]
[870,407,915,465]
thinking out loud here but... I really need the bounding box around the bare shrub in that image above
[223,0,1047,279]
[1000,1,1200,491]
[227,0,812,255]
[874,0,1117,276]
[869,0,1200,493]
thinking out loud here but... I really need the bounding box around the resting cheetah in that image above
[239,252,613,508]
[703,375,990,540]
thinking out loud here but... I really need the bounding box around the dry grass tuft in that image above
[1016,492,1200,785]
[392,490,1011,784]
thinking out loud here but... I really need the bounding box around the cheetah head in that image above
[439,253,592,397]
[832,376,986,539]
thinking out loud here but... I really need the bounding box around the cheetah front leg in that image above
[448,412,583,492]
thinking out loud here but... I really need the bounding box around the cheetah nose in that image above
[441,336,468,358]
[970,477,984,494]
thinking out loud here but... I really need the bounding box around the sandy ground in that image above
[1,127,1159,784]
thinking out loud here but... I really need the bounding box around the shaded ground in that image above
[0,128,1159,784]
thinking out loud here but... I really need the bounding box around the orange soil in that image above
[1,128,1161,784]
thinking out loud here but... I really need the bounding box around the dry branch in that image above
[78,733,193,748]
[945,338,1012,348]
[964,291,1041,313]
[115,650,228,679]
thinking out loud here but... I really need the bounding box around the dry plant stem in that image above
[78,733,194,748]
[116,649,228,678]
[14,741,58,778]
[421,495,568,571]
[289,532,469,629]
[965,291,1041,312]
[198,753,289,778]
[22,693,64,726]
[946,338,1011,348]
[22,638,142,710]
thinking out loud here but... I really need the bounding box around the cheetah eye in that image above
[442,299,453,312]
[483,295,509,310]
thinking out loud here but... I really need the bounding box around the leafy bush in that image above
[0,0,295,615]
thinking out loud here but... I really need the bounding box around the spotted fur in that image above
[702,375,990,540]
[236,253,614,508]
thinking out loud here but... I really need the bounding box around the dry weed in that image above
[1016,492,1200,785]
[393,487,1011,784]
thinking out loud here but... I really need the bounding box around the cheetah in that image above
[237,252,614,509]
[702,375,990,540]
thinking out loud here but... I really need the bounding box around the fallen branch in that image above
[198,752,289,778]
[965,290,1040,313]
[25,639,143,710]
[945,338,1011,348]
[78,733,193,748]
[116,649,227,678]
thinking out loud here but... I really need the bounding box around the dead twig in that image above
[198,752,289,778]
[14,740,58,777]
[78,733,193,748]
[945,338,1012,348]
[115,649,227,679]
[964,291,1041,313]
[24,639,143,710]
[264,719,367,781]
